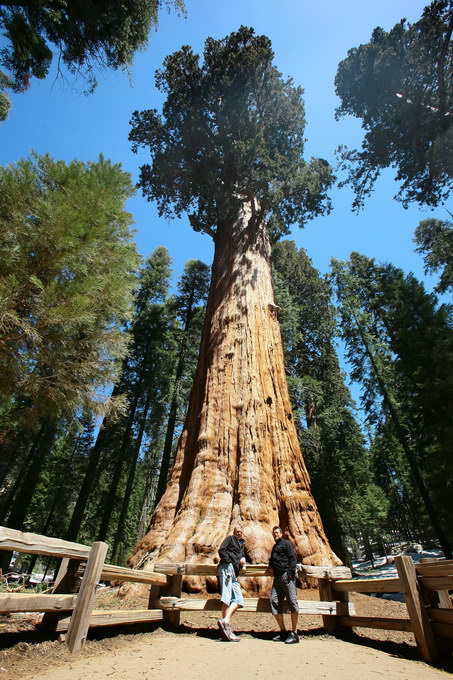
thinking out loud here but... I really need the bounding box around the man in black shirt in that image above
[269,526,299,644]
[217,525,246,642]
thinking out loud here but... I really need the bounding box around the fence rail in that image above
[0,526,167,653]
[0,525,452,665]
[154,561,352,579]
[153,596,354,616]
[333,577,401,593]
[0,527,91,560]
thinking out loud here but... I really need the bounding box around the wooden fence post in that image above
[318,578,336,634]
[66,541,108,654]
[41,558,81,631]
[149,566,182,628]
[164,573,183,627]
[318,578,350,634]
[395,555,438,664]
[419,558,452,609]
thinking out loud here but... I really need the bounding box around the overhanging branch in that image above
[188,214,216,239]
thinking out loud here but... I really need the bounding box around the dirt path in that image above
[2,593,451,679]
[28,631,450,680]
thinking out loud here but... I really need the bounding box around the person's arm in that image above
[286,541,297,578]
[268,545,274,571]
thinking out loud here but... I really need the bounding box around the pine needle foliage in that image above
[0,153,139,427]
[331,252,453,553]
[272,240,375,562]
[0,1,185,96]
[414,218,453,294]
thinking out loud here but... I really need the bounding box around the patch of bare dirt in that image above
[0,588,451,679]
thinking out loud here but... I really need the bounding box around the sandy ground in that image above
[1,591,452,679]
[27,631,451,680]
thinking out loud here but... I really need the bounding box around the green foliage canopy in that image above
[0,0,185,119]
[414,218,453,293]
[0,153,139,423]
[130,26,334,240]
[335,0,453,208]
[331,252,453,550]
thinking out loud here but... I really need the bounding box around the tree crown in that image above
[130,26,334,240]
[0,152,139,420]
[335,0,453,209]
[0,1,185,119]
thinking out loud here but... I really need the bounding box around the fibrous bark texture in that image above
[129,200,340,583]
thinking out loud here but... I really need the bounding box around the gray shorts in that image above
[218,562,243,607]
[270,572,299,615]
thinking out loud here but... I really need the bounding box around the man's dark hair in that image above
[272,526,283,533]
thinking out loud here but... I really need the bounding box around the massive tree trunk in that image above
[129,199,340,580]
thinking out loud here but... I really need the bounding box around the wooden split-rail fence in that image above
[0,526,452,664]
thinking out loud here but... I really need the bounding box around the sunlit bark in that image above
[129,200,340,584]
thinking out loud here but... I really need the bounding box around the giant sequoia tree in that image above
[129,27,338,575]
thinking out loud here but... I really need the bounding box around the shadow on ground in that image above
[0,621,452,673]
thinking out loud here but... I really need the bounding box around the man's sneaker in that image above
[217,618,230,641]
[272,631,287,642]
[285,631,299,644]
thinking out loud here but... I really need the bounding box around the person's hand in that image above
[239,557,246,567]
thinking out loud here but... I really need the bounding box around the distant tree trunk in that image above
[110,391,152,565]
[0,423,46,523]
[0,422,57,572]
[97,372,146,542]
[352,309,453,559]
[137,439,162,541]
[65,381,123,543]
[362,533,374,565]
[0,440,25,489]
[154,333,187,505]
[4,423,57,530]
[129,200,339,577]
[26,443,79,575]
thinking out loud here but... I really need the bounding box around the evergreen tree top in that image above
[130,26,334,240]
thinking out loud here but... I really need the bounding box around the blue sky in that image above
[1,1,450,408]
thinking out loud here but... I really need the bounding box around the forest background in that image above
[0,0,451,573]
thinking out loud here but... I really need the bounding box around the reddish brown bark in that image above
[129,199,340,581]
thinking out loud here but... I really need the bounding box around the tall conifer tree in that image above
[331,253,453,556]
[129,27,338,575]
[0,153,138,569]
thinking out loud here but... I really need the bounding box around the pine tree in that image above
[414,218,453,294]
[66,248,174,549]
[0,153,138,550]
[331,253,453,556]
[0,1,185,118]
[335,0,453,208]
[155,260,210,504]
